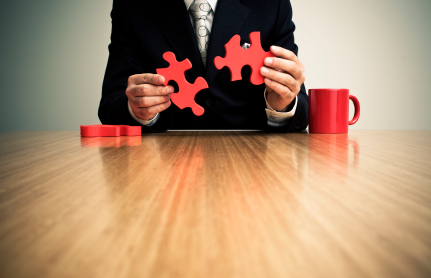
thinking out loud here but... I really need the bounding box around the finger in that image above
[128,73,165,85]
[261,67,300,93]
[135,101,172,119]
[131,95,172,108]
[263,57,303,80]
[128,84,174,97]
[264,77,294,101]
[270,46,305,72]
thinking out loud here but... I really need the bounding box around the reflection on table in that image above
[0,130,430,278]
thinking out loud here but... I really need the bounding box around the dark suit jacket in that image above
[98,0,308,132]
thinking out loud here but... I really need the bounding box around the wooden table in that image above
[0,131,430,278]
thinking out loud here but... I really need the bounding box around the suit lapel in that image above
[205,0,251,85]
[150,0,205,78]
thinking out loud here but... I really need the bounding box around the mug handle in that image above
[348,95,360,125]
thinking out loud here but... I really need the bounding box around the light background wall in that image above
[0,0,430,132]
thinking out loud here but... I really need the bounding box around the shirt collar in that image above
[184,0,218,13]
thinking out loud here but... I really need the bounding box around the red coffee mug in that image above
[309,89,360,134]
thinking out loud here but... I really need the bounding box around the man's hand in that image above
[260,46,306,112]
[126,73,173,121]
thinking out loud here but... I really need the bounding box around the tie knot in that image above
[189,0,211,20]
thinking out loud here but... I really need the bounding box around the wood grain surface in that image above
[0,130,430,278]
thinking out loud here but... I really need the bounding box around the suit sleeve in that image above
[265,0,308,133]
[98,0,172,133]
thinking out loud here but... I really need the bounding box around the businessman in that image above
[98,0,308,132]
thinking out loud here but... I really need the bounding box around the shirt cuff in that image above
[128,101,159,126]
[264,89,297,127]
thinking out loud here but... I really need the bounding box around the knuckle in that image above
[158,86,166,95]
[296,65,302,76]
[140,85,148,94]
[149,74,158,84]
[147,74,155,84]
[132,97,141,107]
[290,76,297,86]
[143,74,153,84]
[125,87,132,97]
[128,75,135,85]
[293,83,300,93]
[141,74,149,84]
[300,74,306,83]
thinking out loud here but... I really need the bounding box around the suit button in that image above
[205,99,213,106]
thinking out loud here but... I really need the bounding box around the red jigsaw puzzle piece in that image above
[214,31,275,85]
[80,125,141,137]
[157,52,208,116]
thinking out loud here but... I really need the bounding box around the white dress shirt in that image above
[128,0,297,127]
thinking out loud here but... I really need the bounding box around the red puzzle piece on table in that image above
[157,52,208,116]
[80,125,141,137]
[214,31,275,85]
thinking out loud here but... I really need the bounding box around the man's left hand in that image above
[260,46,306,112]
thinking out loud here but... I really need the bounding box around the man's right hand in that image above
[126,73,173,121]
